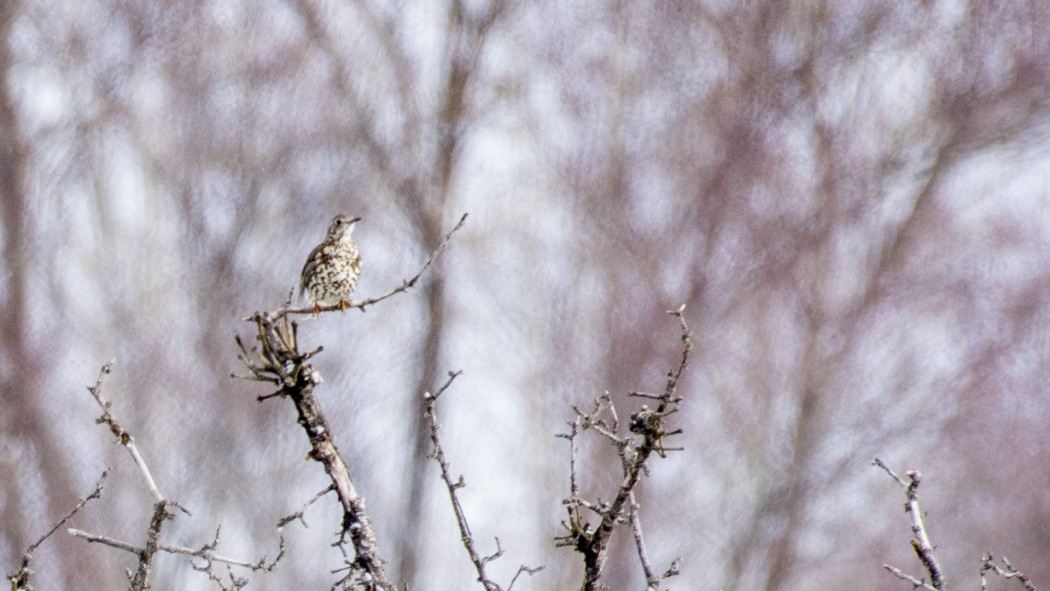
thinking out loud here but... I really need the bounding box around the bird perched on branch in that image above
[300,215,362,312]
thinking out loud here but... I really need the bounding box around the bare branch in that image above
[81,362,191,588]
[69,528,142,554]
[129,501,176,590]
[557,306,692,590]
[981,555,1036,591]
[68,527,281,571]
[879,460,1037,591]
[629,496,655,582]
[874,458,945,590]
[74,363,284,588]
[237,320,398,588]
[663,304,693,398]
[424,369,463,403]
[7,470,109,590]
[278,485,336,529]
[85,361,166,503]
[883,563,941,591]
[628,496,677,589]
[423,370,542,591]
[873,457,908,488]
[506,564,546,591]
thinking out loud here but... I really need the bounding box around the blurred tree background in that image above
[2,1,1050,589]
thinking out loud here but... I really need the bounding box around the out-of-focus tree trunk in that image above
[0,4,87,588]
[395,3,508,586]
[0,0,32,563]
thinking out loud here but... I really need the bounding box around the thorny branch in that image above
[237,311,391,590]
[7,470,108,591]
[73,363,275,590]
[556,305,691,591]
[234,213,469,590]
[423,370,544,591]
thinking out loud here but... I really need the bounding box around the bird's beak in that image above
[351,217,362,224]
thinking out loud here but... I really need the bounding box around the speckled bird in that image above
[299,215,362,311]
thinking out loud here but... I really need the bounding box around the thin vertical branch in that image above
[874,458,945,591]
[423,370,543,591]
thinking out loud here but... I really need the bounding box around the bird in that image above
[299,215,362,312]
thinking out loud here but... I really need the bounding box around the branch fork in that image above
[557,306,691,591]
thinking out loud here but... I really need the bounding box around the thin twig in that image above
[506,564,546,591]
[85,361,166,503]
[629,496,656,584]
[873,457,908,487]
[883,564,941,591]
[278,485,336,528]
[424,370,542,591]
[424,371,499,590]
[273,212,468,319]
[30,470,108,553]
[68,528,280,571]
[7,470,109,590]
